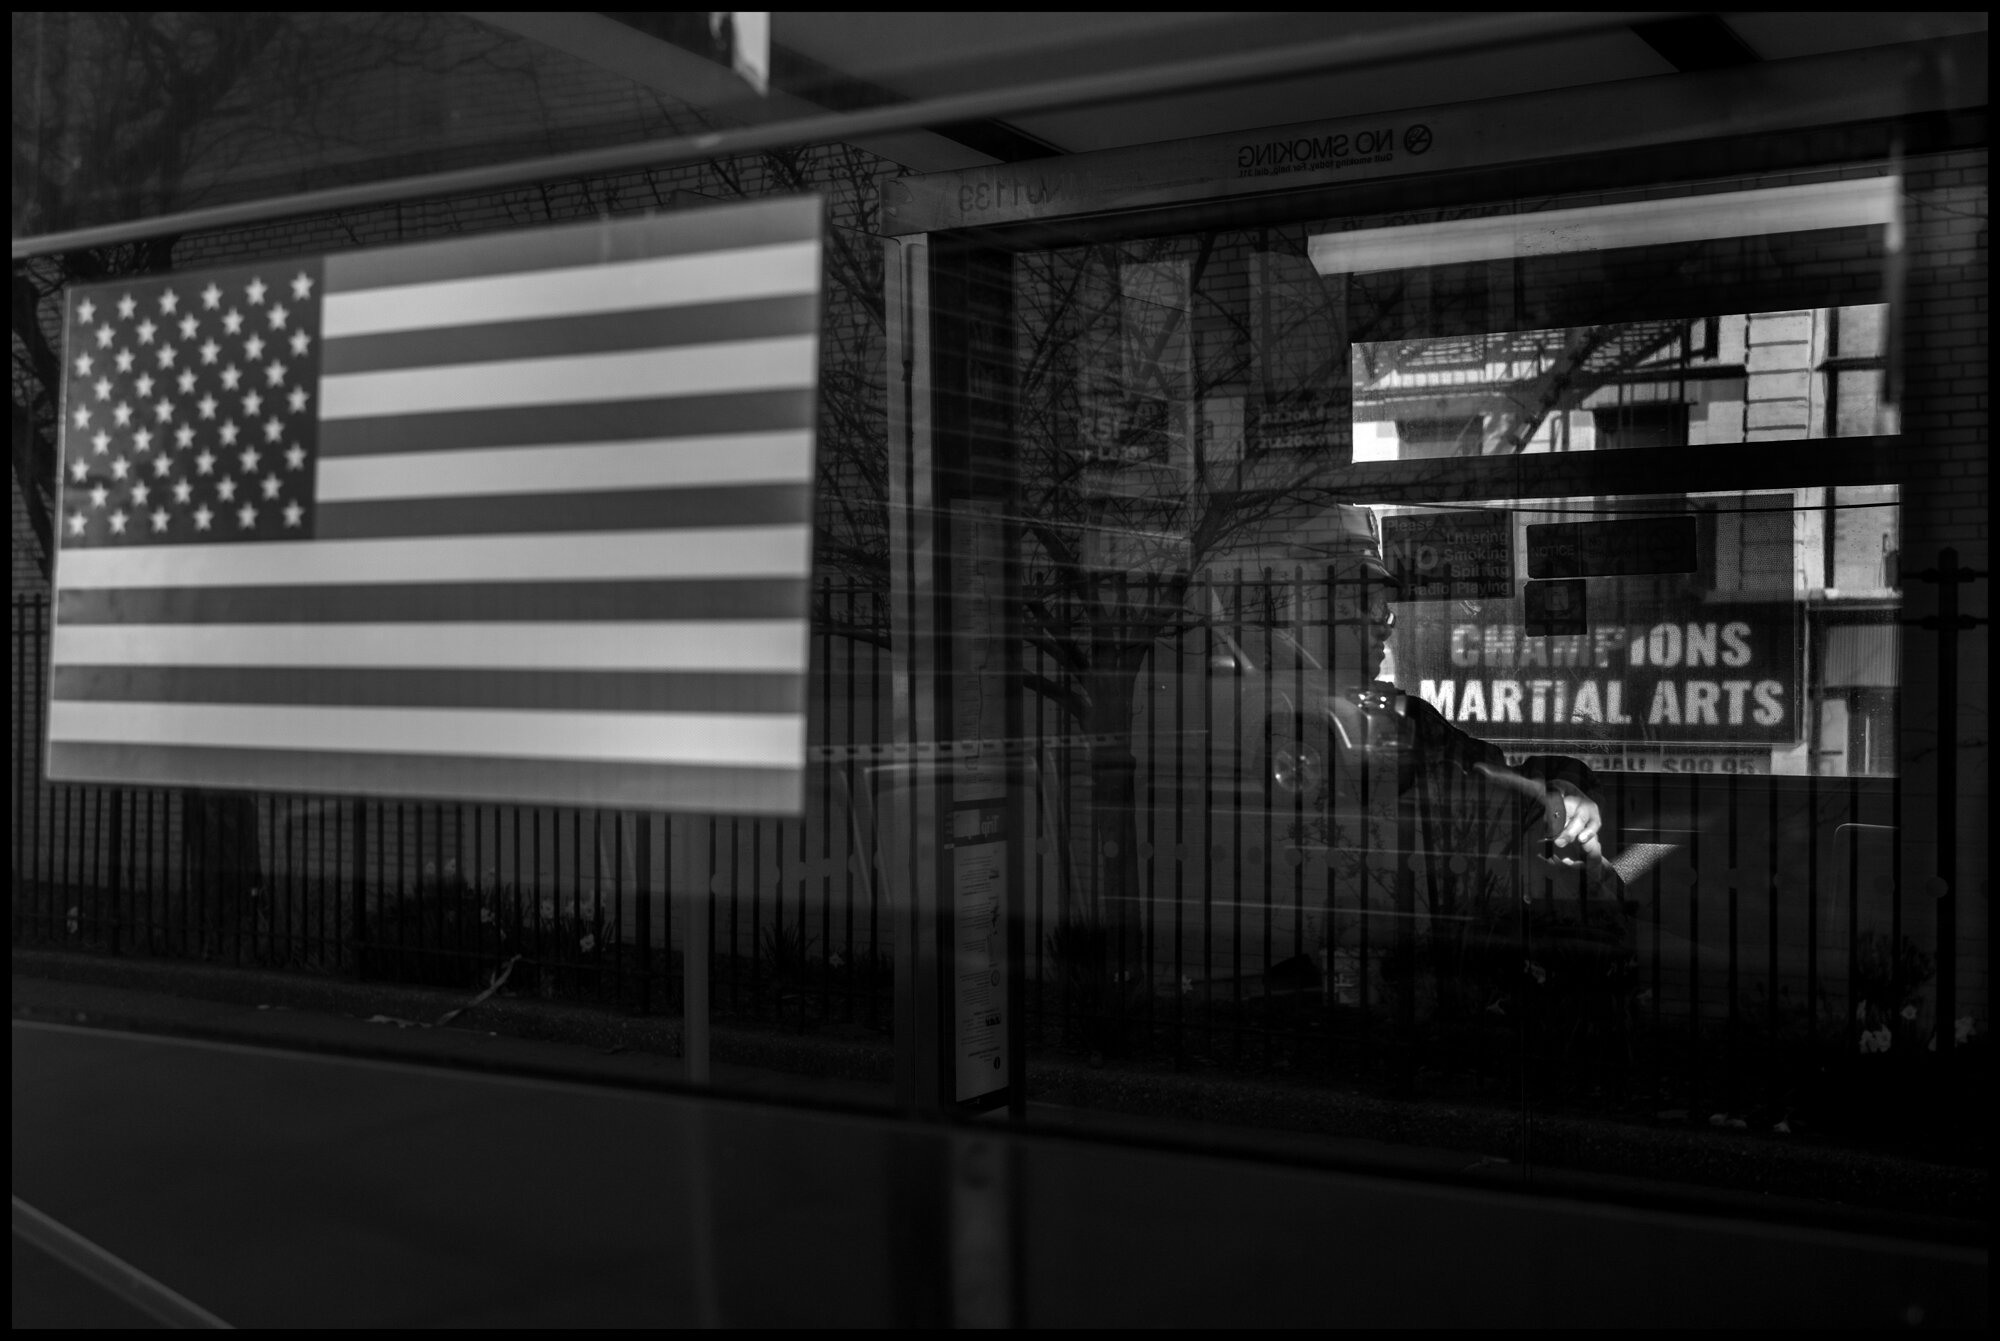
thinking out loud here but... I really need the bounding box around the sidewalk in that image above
[10,947,890,1107]
[11,947,1987,1243]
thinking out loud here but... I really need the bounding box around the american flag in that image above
[47,197,824,814]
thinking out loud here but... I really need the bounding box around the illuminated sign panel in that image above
[47,197,826,814]
[1400,601,1801,747]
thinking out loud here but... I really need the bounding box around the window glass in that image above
[983,147,1953,1223]
[1352,303,1897,460]
[10,7,1983,1263]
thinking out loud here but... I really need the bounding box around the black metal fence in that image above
[11,582,1983,1144]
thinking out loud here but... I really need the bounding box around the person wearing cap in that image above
[1318,503,1605,869]
[1310,503,1630,1029]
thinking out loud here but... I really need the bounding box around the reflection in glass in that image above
[1353,307,1896,461]
[1378,491,1900,778]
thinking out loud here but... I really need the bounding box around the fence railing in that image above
[10,582,1979,1140]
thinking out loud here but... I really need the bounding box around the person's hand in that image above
[1544,780,1603,866]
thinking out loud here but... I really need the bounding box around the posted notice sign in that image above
[1527,516,1698,578]
[1382,510,1513,600]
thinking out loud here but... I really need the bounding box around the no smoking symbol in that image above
[1403,124,1433,155]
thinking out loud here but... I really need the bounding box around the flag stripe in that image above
[324,200,824,292]
[317,390,815,456]
[322,250,820,344]
[49,701,805,767]
[54,526,814,588]
[318,431,814,501]
[56,577,808,625]
[319,336,816,419]
[316,482,809,540]
[46,741,803,812]
[321,293,821,375]
[52,621,809,671]
[52,666,805,714]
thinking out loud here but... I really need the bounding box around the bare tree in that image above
[1008,231,1382,943]
[1353,318,1701,456]
[696,141,894,644]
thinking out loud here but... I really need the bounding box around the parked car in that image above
[1131,596,1400,817]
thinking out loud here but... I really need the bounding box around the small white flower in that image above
[424,861,436,877]
[479,907,494,926]
[1900,1003,1918,1022]
[828,951,845,970]
[579,933,596,953]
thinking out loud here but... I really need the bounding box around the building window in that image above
[1592,402,1690,451]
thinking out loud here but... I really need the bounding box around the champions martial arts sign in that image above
[1400,600,1802,748]
[46,197,824,814]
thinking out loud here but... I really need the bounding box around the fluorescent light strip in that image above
[1309,177,1897,276]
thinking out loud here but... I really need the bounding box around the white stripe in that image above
[54,526,814,589]
[321,241,821,338]
[319,336,817,420]
[51,621,811,672]
[317,431,814,502]
[1309,177,1897,275]
[49,701,806,767]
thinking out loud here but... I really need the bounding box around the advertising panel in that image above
[1397,600,1802,747]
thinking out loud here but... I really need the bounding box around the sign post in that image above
[846,755,1038,1114]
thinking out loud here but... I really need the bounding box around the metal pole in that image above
[351,797,367,979]
[1933,549,1959,1056]
[686,823,712,1085]
[1905,547,1988,1058]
